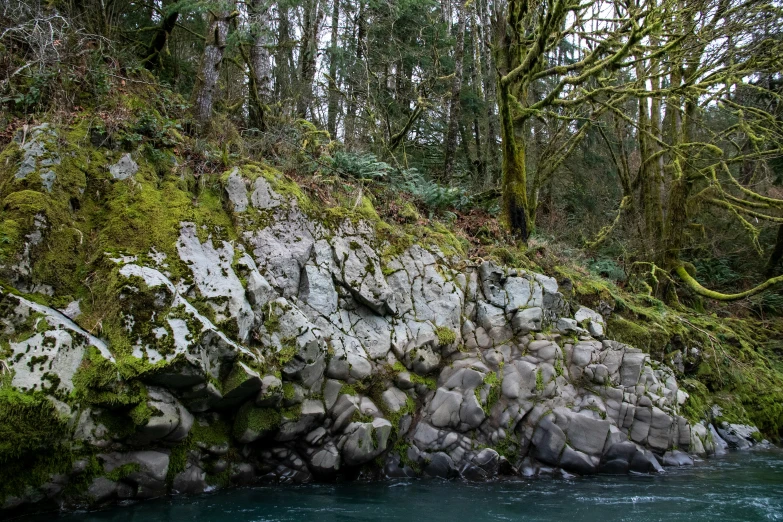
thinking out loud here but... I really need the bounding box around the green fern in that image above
[330,152,392,180]
[390,168,472,211]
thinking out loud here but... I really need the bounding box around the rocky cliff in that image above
[0,123,764,514]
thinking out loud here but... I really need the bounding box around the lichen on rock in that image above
[0,120,771,516]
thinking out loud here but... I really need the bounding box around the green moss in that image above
[535,369,544,392]
[489,246,526,267]
[391,360,435,389]
[0,219,21,262]
[232,402,281,439]
[0,125,239,372]
[167,418,231,485]
[494,436,519,462]
[679,378,710,424]
[104,462,141,482]
[255,164,308,204]
[340,383,358,396]
[385,394,416,434]
[222,363,252,396]
[97,172,236,267]
[0,388,67,463]
[427,222,468,257]
[166,439,191,485]
[189,296,217,324]
[476,371,501,415]
[0,447,75,502]
[115,353,178,381]
[192,418,231,447]
[263,309,281,334]
[607,315,669,356]
[434,325,456,346]
[72,347,148,408]
[409,372,437,390]
[275,342,297,366]
[398,202,420,223]
[0,387,74,501]
[351,408,376,424]
[71,347,119,392]
[394,439,421,474]
[282,382,296,400]
[129,400,153,426]
[322,195,382,229]
[205,467,232,488]
[282,403,303,421]
[2,190,50,215]
[0,301,46,343]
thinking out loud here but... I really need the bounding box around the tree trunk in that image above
[469,13,485,181]
[499,81,529,241]
[635,58,663,258]
[344,1,366,149]
[297,0,323,120]
[326,0,341,138]
[494,0,532,240]
[274,5,295,113]
[766,225,783,277]
[142,10,179,70]
[473,115,485,180]
[477,0,498,186]
[659,95,697,300]
[248,0,272,130]
[193,9,231,125]
[459,122,476,177]
[443,0,466,177]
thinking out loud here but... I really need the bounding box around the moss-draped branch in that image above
[675,265,783,301]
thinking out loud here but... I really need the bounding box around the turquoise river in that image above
[18,450,783,522]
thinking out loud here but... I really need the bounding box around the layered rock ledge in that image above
[0,139,766,514]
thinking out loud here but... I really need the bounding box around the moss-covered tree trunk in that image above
[498,81,530,241]
[142,10,179,70]
[659,97,696,300]
[493,0,533,241]
[636,58,664,259]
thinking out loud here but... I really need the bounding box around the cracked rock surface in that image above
[0,164,763,514]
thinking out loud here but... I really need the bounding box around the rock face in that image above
[0,152,763,514]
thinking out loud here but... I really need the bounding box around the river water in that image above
[31,449,783,522]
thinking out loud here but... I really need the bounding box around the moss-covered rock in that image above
[0,105,780,516]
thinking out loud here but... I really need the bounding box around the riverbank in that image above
[1,116,781,517]
[15,449,783,522]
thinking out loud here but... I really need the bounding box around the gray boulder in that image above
[715,422,759,450]
[340,418,393,466]
[109,153,139,180]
